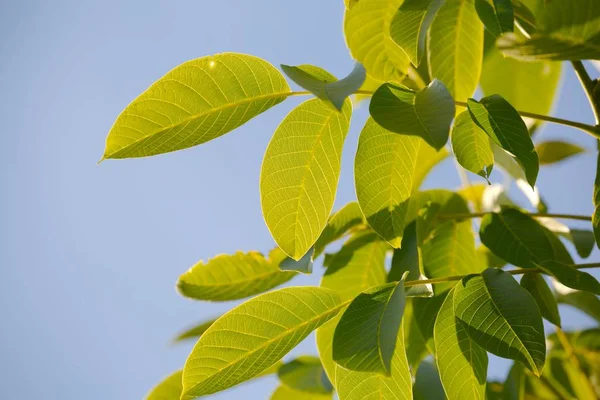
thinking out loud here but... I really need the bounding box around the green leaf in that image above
[413,361,446,400]
[333,281,406,375]
[434,286,488,399]
[325,63,367,110]
[537,141,585,165]
[181,287,344,399]
[467,95,539,187]
[313,202,366,259]
[344,0,410,81]
[475,0,514,37]
[413,291,449,351]
[354,118,421,247]
[280,248,315,274]
[454,268,546,375]
[476,245,507,269]
[317,231,388,381]
[480,46,562,117]
[280,64,337,102]
[428,0,484,102]
[412,143,449,192]
[369,80,455,150]
[177,249,295,301]
[554,280,600,323]
[537,217,596,259]
[270,385,332,400]
[173,318,216,343]
[497,0,600,61]
[594,154,600,250]
[102,53,290,160]
[538,260,600,295]
[335,321,413,399]
[451,110,494,181]
[479,207,573,269]
[260,98,352,260]
[520,273,561,327]
[278,356,332,394]
[390,0,445,66]
[403,300,430,368]
[146,370,183,400]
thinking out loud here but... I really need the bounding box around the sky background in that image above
[1,1,599,399]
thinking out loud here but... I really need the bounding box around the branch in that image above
[571,61,600,125]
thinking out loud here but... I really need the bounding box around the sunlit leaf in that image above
[344,0,361,10]
[173,318,216,343]
[313,202,366,259]
[370,80,455,150]
[390,0,445,66]
[520,273,561,327]
[412,143,449,192]
[454,268,546,375]
[102,53,290,160]
[177,249,295,301]
[451,110,494,181]
[261,98,352,260]
[344,0,411,81]
[475,0,514,37]
[333,281,406,374]
[181,287,343,398]
[476,245,507,269]
[428,0,484,102]
[413,360,446,400]
[146,370,182,400]
[278,356,333,394]
[479,207,573,269]
[317,232,388,381]
[537,141,585,165]
[467,95,539,187]
[354,118,421,247]
[434,286,488,399]
[270,385,332,400]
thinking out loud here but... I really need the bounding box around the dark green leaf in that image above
[451,110,494,181]
[537,141,585,165]
[325,63,367,110]
[280,248,315,274]
[467,95,539,187]
[413,360,446,400]
[333,281,406,375]
[413,291,449,351]
[520,273,561,326]
[403,300,430,368]
[538,260,600,295]
[280,64,337,102]
[313,202,366,258]
[475,0,514,37]
[454,268,546,375]
[369,80,455,150]
[554,280,600,323]
[278,356,332,394]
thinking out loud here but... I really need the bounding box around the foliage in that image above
[104,1,600,399]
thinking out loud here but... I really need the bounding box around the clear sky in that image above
[1,1,599,399]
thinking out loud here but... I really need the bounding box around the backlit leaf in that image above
[102,53,290,160]
[538,217,595,258]
[403,300,430,368]
[475,0,514,37]
[280,248,315,274]
[537,141,585,165]
[369,80,455,150]
[520,273,561,327]
[177,249,295,301]
[413,292,449,351]
[313,202,366,259]
[434,286,488,399]
[261,98,352,260]
[278,356,333,394]
[390,0,445,66]
[428,0,484,102]
[451,110,494,181]
[467,95,539,187]
[538,260,600,295]
[147,370,183,400]
[344,0,411,81]
[270,385,332,400]
[354,118,420,247]
[554,280,600,323]
[454,268,546,375]
[181,287,343,398]
[173,318,216,343]
[412,143,449,192]
[333,281,406,374]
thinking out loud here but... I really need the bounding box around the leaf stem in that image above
[403,263,600,287]
[437,211,592,222]
[571,61,600,125]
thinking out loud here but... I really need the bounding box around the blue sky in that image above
[1,1,599,399]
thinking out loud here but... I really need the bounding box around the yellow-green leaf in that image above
[344,0,411,81]
[313,202,366,259]
[102,53,290,160]
[467,95,539,187]
[278,356,333,394]
[412,143,449,192]
[369,80,455,150]
[536,140,585,165]
[173,318,216,343]
[270,385,332,400]
[181,287,343,399]
[333,282,406,375]
[428,0,484,102]
[454,268,546,375]
[146,370,182,400]
[354,118,421,248]
[434,286,488,399]
[451,110,494,181]
[177,249,295,301]
[261,98,352,260]
[281,65,337,102]
[391,0,445,66]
